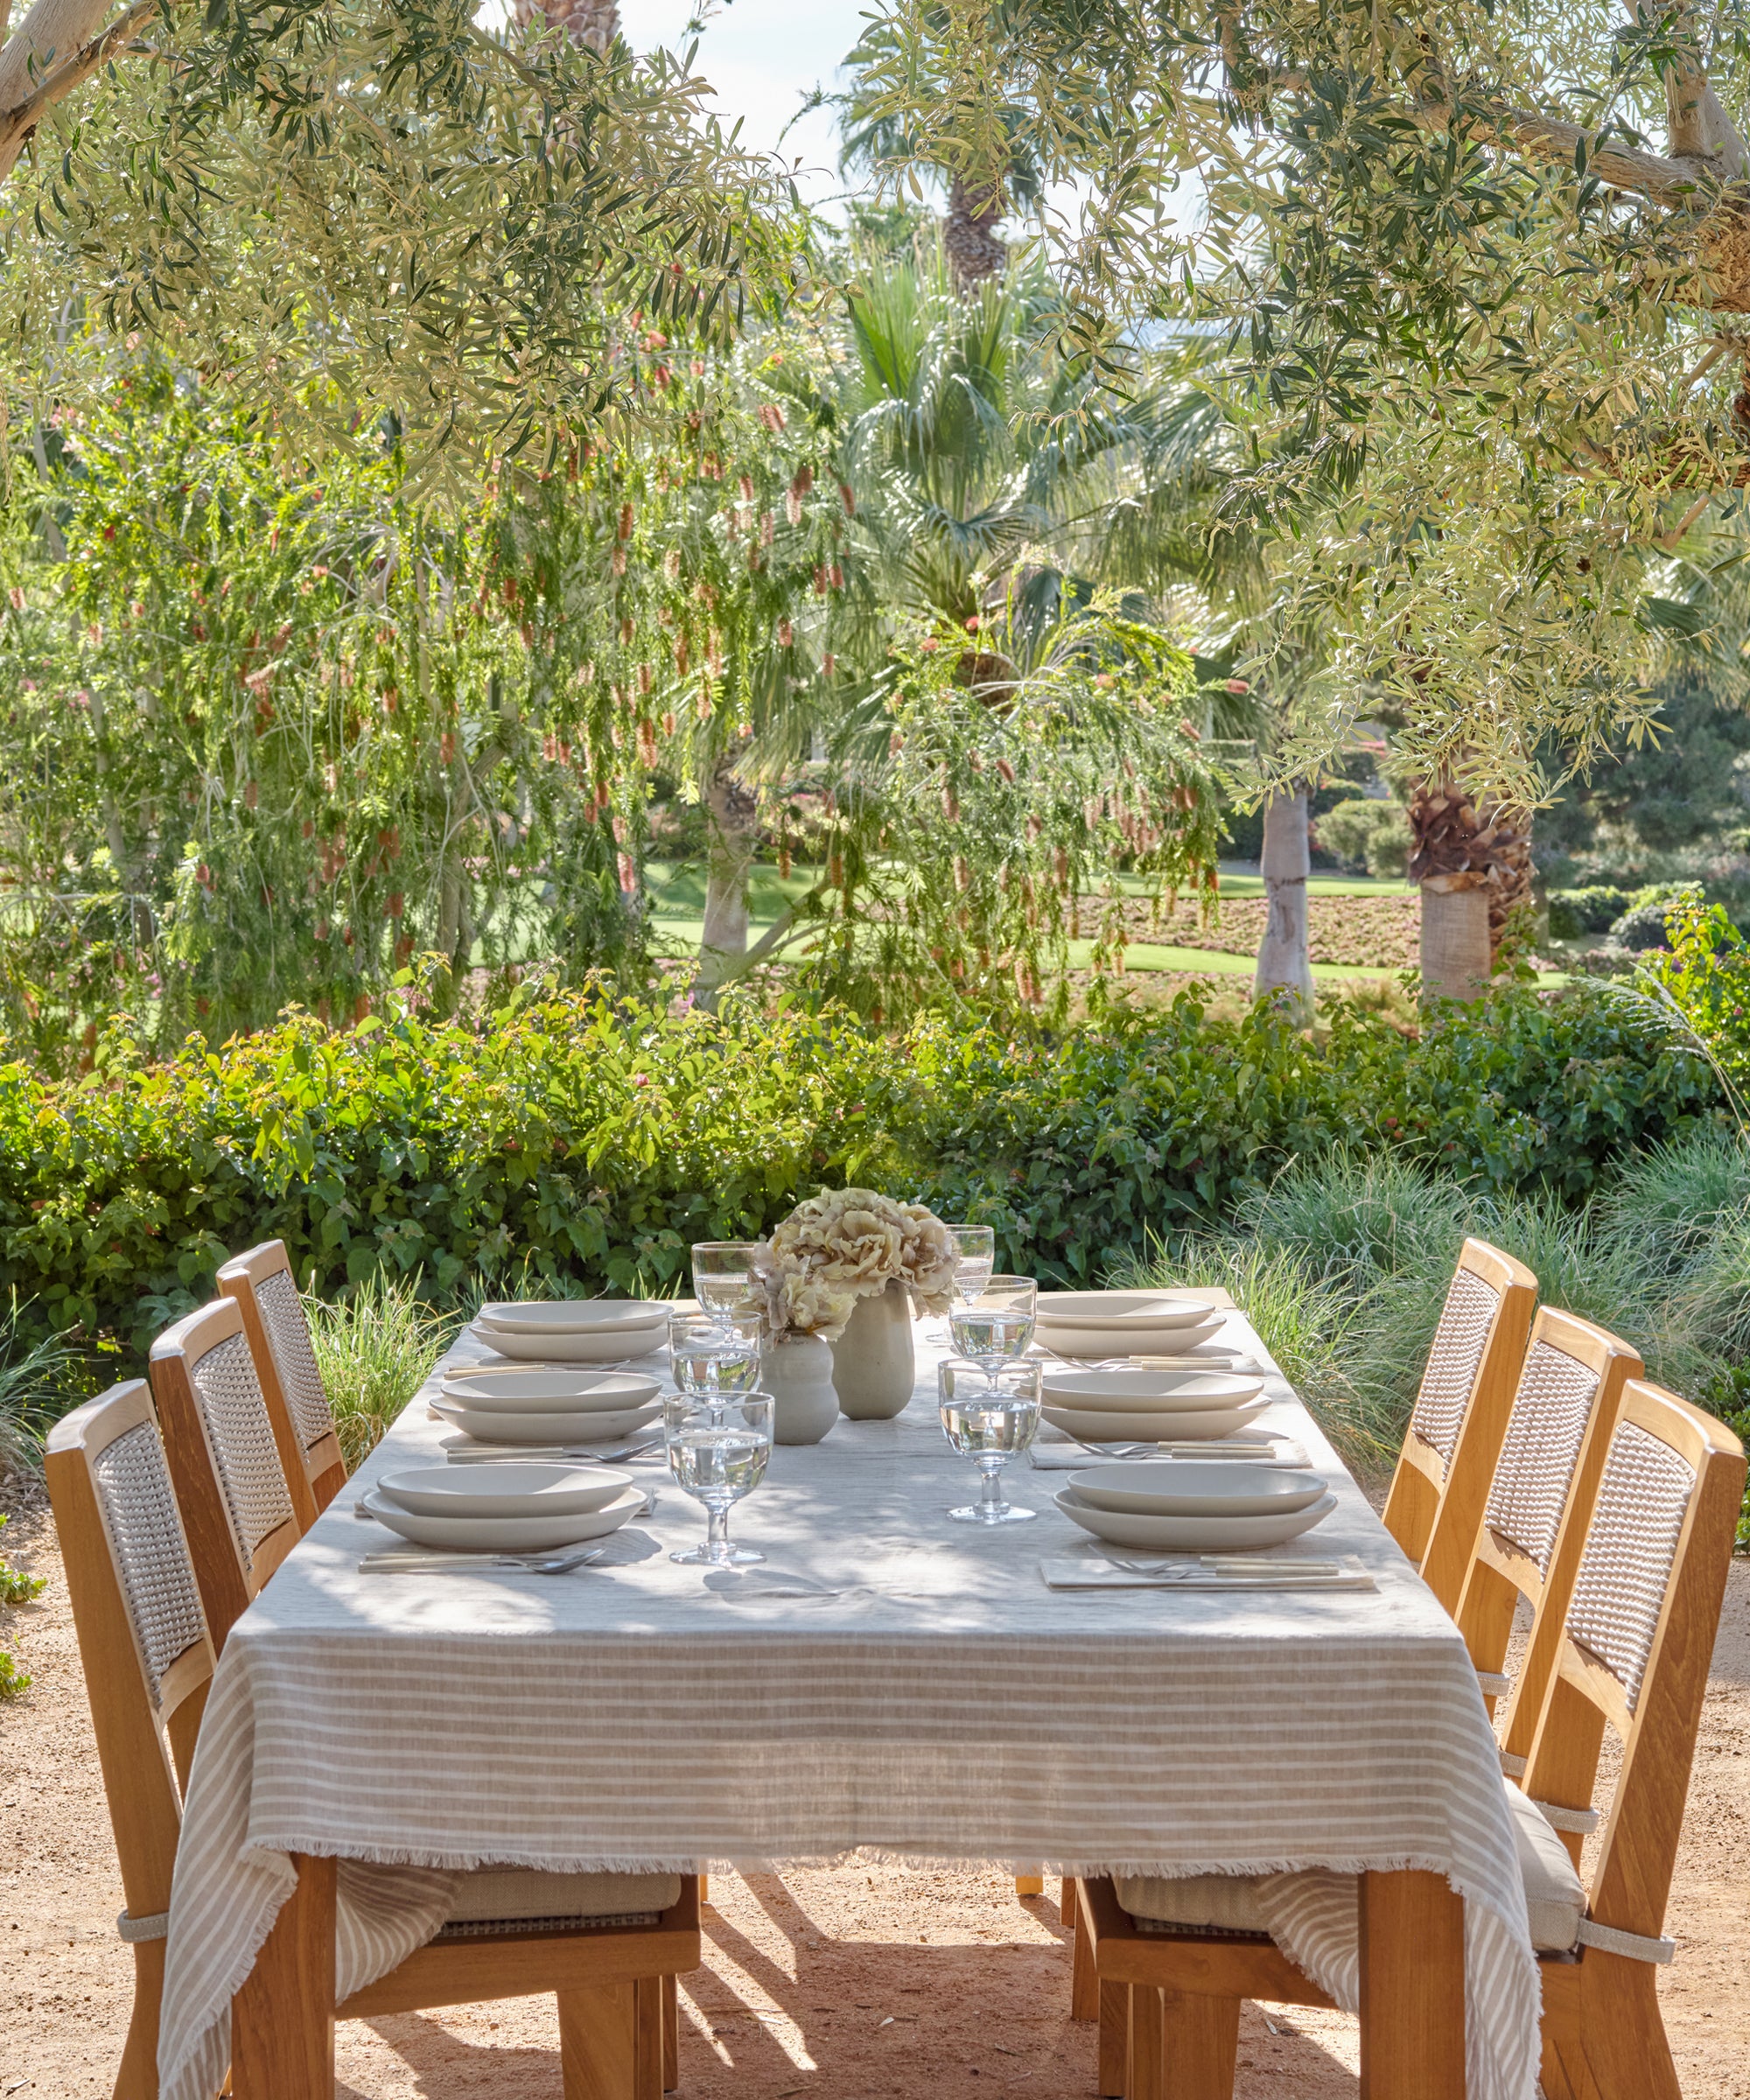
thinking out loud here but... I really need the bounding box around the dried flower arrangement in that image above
[752,1188,957,1344]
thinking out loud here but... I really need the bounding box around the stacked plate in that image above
[475,1299,668,1365]
[1034,1290,1227,1362]
[1056,1460,1337,1551]
[1040,1365,1270,1444]
[361,1462,646,1551]
[431,1365,663,1447]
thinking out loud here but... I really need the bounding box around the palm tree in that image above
[511,0,617,51]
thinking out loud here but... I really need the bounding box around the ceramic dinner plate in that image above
[430,1397,664,1445]
[376,1462,634,1520]
[1034,1314,1227,1361]
[360,1482,648,1551]
[480,1299,670,1334]
[1040,1397,1271,1443]
[1054,1488,1339,1552]
[439,1368,662,1413]
[1066,1461,1327,1518]
[473,1320,667,1365]
[1039,1369,1265,1411]
[1034,1290,1218,1331]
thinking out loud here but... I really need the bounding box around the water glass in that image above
[944,1224,997,1305]
[663,1390,774,1565]
[669,1311,762,1408]
[939,1358,1042,1523]
[691,1241,764,1326]
[948,1275,1037,1371]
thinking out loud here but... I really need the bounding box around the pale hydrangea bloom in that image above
[752,1187,957,1342]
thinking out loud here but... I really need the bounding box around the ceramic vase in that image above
[831,1278,916,1420]
[762,1334,840,1445]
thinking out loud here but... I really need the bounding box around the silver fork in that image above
[358,1545,609,1575]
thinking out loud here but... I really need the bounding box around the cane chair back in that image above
[1381,1238,1537,1612]
[149,1294,301,1648]
[46,1382,218,2099]
[218,1240,345,1525]
[1452,1306,1641,1756]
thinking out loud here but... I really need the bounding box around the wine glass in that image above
[948,1275,1037,1375]
[663,1390,774,1565]
[939,1358,1042,1523]
[691,1241,763,1328]
[944,1224,997,1305]
[669,1311,761,1424]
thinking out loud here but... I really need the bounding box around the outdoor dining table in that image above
[157,1296,1542,2100]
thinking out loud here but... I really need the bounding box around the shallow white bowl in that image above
[474,1321,667,1365]
[1034,1314,1226,1361]
[480,1299,669,1334]
[440,1368,662,1413]
[1040,1397,1271,1444]
[376,1462,634,1520]
[1066,1462,1327,1518]
[1054,1488,1339,1553]
[430,1397,663,1445]
[1035,1291,1218,1330]
[1040,1370,1265,1412]
[360,1482,648,1551]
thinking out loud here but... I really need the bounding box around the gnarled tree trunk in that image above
[1254,787,1313,1018]
[698,754,759,989]
[1408,780,1532,999]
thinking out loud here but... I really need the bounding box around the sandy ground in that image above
[2,1478,1746,2100]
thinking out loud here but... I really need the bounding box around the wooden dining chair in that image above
[148,1293,302,1648]
[217,1238,346,1528]
[46,1381,703,2100]
[1067,1377,1742,2100]
[1379,1237,1537,1613]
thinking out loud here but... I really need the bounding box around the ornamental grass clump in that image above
[304,1270,462,1470]
[753,1188,957,1342]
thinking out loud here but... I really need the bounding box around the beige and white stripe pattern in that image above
[160,1314,1539,2100]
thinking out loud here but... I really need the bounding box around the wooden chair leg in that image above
[114,1938,164,2100]
[1160,1988,1241,2100]
[231,1853,336,2100]
[1060,1877,1075,1928]
[1576,1951,1680,2100]
[1069,1884,1099,2022]
[661,1972,680,2091]
[1129,1984,1165,2100]
[1015,1872,1046,1897]
[1097,1978,1129,2096]
[1358,1870,1465,2100]
[634,1977,664,2100]
[560,1980,641,2100]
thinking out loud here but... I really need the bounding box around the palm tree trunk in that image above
[1254,788,1313,1018]
[943,174,1006,288]
[698,756,758,988]
[511,0,616,50]
[1408,779,1530,1000]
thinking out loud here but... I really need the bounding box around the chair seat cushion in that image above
[1114,1781,1585,1954]
[444,1869,682,1929]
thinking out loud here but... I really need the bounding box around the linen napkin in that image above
[1028,1431,1312,1471]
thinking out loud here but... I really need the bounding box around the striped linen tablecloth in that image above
[159,1305,1539,2100]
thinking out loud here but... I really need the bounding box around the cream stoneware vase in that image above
[762,1334,840,1445]
[831,1278,916,1420]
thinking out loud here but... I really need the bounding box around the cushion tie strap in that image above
[1577,1917,1676,1964]
[117,1909,170,1944]
[1499,1750,1527,1777]
[1474,1670,1510,1698]
[1532,1799,1600,1836]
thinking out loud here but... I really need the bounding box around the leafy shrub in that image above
[1313,799,1411,879]
[1548,886,1633,939]
[1642,889,1750,1095]
[0,978,1719,1372]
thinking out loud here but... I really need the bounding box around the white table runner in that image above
[160,1309,1538,2100]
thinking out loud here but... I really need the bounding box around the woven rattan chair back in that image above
[45,1381,217,2100]
[1453,1306,1641,1761]
[217,1239,344,1526]
[1381,1238,1537,1613]
[150,1294,300,1648]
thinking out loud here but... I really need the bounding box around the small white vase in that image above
[762,1334,840,1445]
[831,1278,917,1421]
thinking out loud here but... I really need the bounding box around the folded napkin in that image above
[1029,1432,1312,1471]
[1040,1551,1374,1592]
[439,1438,665,1465]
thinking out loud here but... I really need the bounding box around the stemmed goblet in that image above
[948,1275,1037,1374]
[663,1390,774,1565]
[691,1241,764,1330]
[669,1311,762,1426]
[942,1224,997,1306]
[938,1358,1043,1523]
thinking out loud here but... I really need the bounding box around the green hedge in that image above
[0,982,1721,1364]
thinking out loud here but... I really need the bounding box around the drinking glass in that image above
[669,1312,762,1422]
[663,1390,774,1565]
[938,1358,1042,1523]
[691,1241,764,1326]
[948,1275,1037,1373]
[944,1224,997,1306]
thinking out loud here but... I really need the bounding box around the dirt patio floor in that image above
[2,1484,1746,2100]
